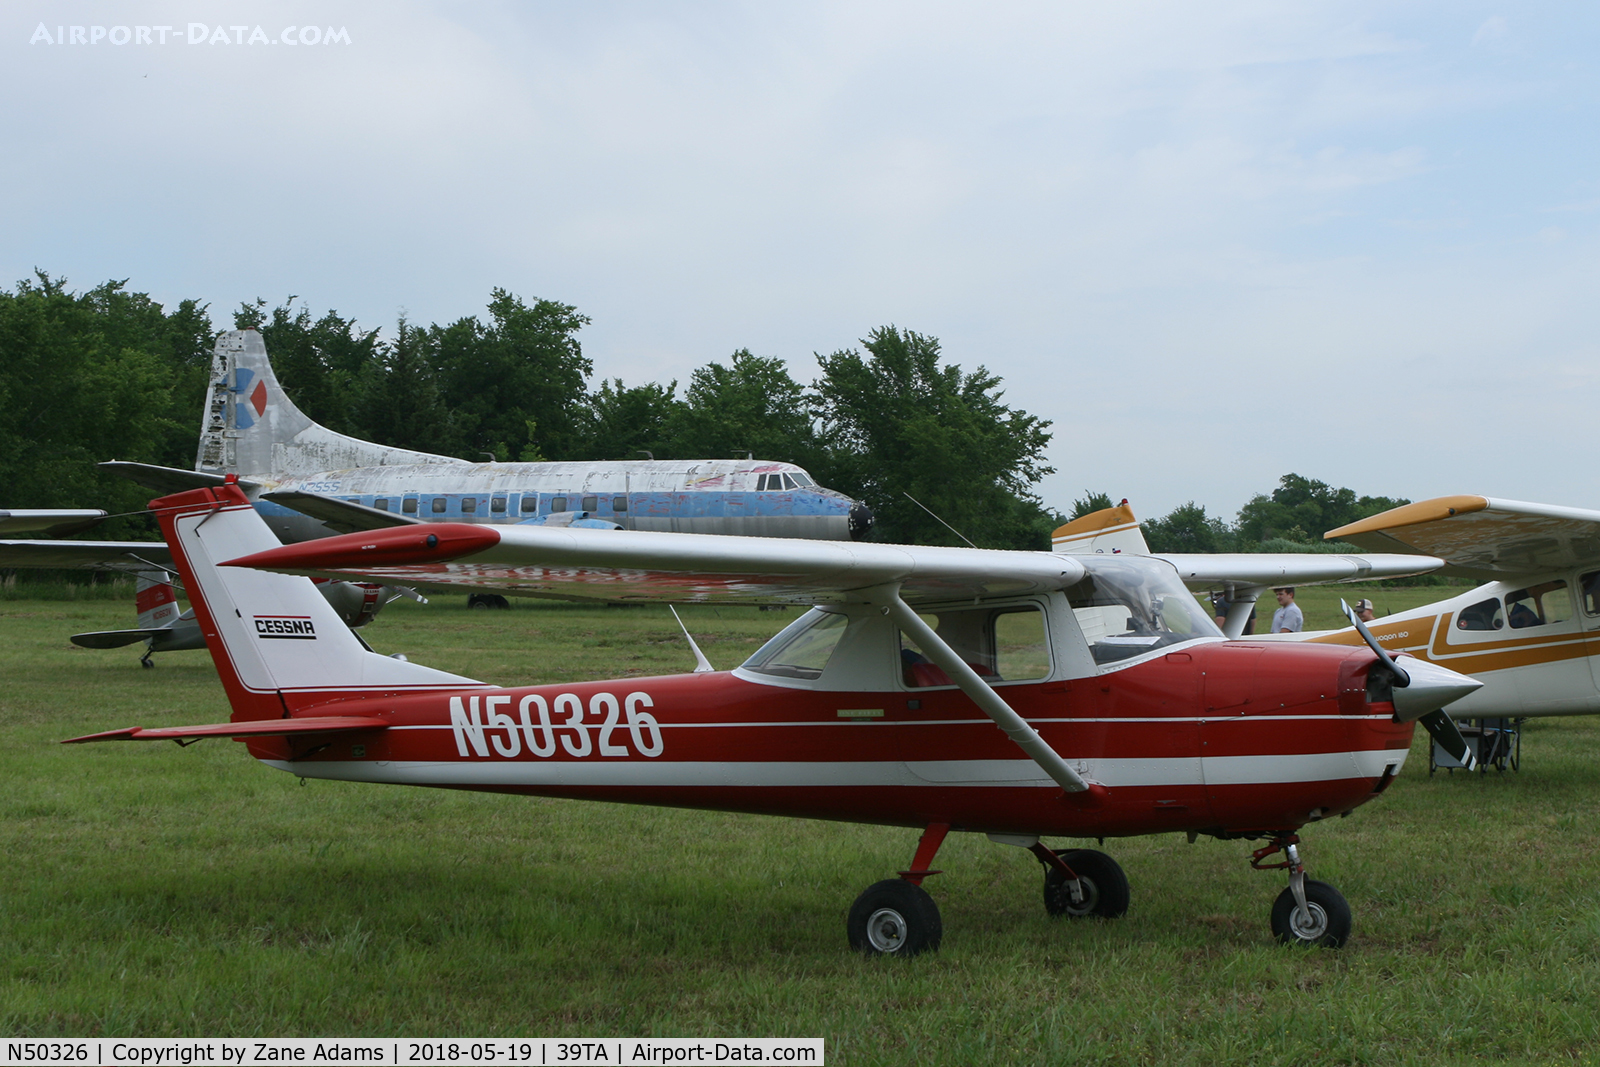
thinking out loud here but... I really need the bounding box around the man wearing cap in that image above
[1272,587,1303,633]
[1353,598,1377,623]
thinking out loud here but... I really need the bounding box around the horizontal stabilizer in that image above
[0,509,107,536]
[100,461,260,496]
[261,491,421,534]
[0,539,175,571]
[70,628,166,649]
[63,716,391,744]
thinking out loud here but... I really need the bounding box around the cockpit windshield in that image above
[1067,558,1221,664]
[740,608,849,679]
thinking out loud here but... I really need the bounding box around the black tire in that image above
[1043,848,1130,919]
[1270,880,1352,948]
[847,879,942,957]
[467,594,510,611]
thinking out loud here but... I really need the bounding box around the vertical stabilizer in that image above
[1051,501,1152,556]
[195,330,469,480]
[151,480,485,720]
[134,570,180,631]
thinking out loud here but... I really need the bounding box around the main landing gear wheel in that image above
[1042,849,1130,919]
[1270,880,1351,948]
[847,879,942,957]
[467,594,510,610]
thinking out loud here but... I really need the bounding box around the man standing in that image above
[1272,587,1303,633]
[1353,598,1377,623]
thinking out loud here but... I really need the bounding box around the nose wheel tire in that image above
[847,879,942,957]
[1043,849,1130,919]
[1270,880,1351,948]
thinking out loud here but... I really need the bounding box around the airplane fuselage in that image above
[1305,572,1600,717]
[253,459,871,544]
[245,641,1411,839]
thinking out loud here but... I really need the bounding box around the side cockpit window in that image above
[1583,571,1600,616]
[898,605,1050,688]
[1506,581,1572,629]
[1456,597,1504,631]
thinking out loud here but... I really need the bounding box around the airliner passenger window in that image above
[551,496,567,512]
[461,497,477,514]
[491,496,506,514]
[1506,581,1572,628]
[613,496,629,512]
[431,498,447,514]
[402,498,418,515]
[1456,598,1503,630]
[374,498,389,512]
[582,495,598,511]
[521,496,538,514]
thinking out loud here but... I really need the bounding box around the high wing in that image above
[0,509,107,536]
[261,490,422,535]
[1325,496,1600,579]
[1154,552,1445,589]
[222,523,1089,606]
[0,539,174,572]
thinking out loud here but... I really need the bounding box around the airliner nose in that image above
[1390,658,1483,722]
[848,503,874,541]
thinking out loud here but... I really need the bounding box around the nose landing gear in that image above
[1252,835,1351,948]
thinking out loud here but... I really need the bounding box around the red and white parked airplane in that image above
[66,479,1481,955]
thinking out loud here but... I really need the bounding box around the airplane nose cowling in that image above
[1390,658,1483,722]
[848,503,874,541]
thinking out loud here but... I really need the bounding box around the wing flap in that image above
[62,716,391,744]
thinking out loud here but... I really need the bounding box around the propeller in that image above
[1341,599,1480,770]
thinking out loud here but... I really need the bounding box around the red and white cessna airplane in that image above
[66,480,1482,955]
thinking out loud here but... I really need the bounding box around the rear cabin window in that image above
[898,605,1050,688]
[491,496,507,514]
[551,496,568,512]
[613,495,629,512]
[521,496,539,513]
[582,495,598,511]
[1456,598,1504,630]
[430,497,447,514]
[1506,581,1572,628]
[402,498,418,514]
[1584,572,1600,615]
[461,497,477,514]
[374,498,390,512]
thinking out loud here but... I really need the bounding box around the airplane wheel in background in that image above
[847,879,942,957]
[1043,849,1130,919]
[1270,880,1351,948]
[467,594,510,610]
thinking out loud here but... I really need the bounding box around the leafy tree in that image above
[1235,473,1408,545]
[1143,502,1236,553]
[569,378,682,462]
[811,326,1055,548]
[663,350,820,466]
[429,290,591,462]
[354,318,460,456]
[1070,491,1115,520]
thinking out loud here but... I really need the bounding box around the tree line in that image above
[2,273,1059,547]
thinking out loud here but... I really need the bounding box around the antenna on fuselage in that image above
[637,451,655,461]
[669,605,716,673]
[902,491,978,549]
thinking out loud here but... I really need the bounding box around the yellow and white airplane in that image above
[1055,496,1600,728]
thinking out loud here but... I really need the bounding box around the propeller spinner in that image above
[1341,599,1482,770]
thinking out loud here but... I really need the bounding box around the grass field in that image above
[3,591,1600,1064]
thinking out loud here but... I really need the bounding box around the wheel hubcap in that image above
[1291,902,1329,941]
[865,907,908,952]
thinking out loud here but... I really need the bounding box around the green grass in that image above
[4,597,1600,1064]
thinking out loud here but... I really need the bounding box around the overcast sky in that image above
[4,2,1596,521]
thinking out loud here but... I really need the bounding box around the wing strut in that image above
[871,585,1094,796]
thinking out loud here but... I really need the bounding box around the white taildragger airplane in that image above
[0,329,872,661]
[1055,496,1600,760]
[64,478,1482,954]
